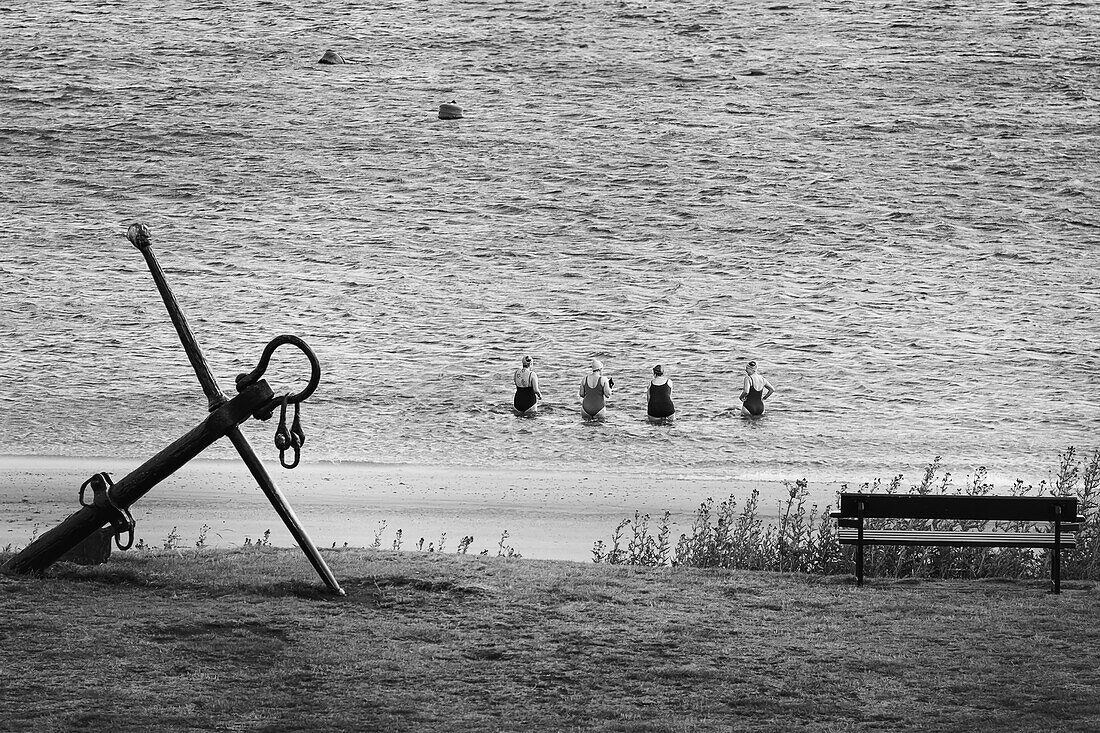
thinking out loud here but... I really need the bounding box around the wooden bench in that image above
[831,493,1084,593]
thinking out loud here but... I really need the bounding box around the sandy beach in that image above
[0,455,832,563]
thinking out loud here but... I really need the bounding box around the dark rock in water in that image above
[438,101,463,120]
[746,68,766,76]
[60,527,113,565]
[319,49,346,65]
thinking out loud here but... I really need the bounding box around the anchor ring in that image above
[235,335,321,404]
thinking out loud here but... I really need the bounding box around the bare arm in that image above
[531,372,542,400]
[763,379,774,401]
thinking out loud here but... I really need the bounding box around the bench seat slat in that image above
[837,529,1077,548]
[831,512,1086,529]
[836,493,1079,522]
[834,521,1083,532]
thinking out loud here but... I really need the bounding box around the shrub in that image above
[593,447,1100,581]
[594,481,840,573]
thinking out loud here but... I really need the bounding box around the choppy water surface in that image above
[1,0,1098,488]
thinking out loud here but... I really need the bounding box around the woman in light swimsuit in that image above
[646,364,675,423]
[739,360,774,417]
[579,359,614,419]
[513,355,542,415]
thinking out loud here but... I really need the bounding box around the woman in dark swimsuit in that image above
[513,355,542,415]
[646,364,675,422]
[739,360,774,417]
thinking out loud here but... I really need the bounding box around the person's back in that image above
[742,375,765,415]
[646,364,674,420]
[513,355,541,414]
[739,360,774,417]
[581,373,607,416]
[580,359,612,418]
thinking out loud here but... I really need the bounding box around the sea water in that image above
[1,0,1098,491]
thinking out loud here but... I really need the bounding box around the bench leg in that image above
[1052,549,1061,594]
[1052,522,1061,594]
[856,540,864,587]
[1053,549,1061,595]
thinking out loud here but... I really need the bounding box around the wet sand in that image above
[0,455,833,562]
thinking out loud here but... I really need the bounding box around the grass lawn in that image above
[2,547,1099,732]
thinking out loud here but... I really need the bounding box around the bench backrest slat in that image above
[837,493,1078,521]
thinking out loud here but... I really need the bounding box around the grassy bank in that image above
[2,548,1100,732]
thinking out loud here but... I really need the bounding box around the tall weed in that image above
[593,447,1100,581]
[594,480,842,573]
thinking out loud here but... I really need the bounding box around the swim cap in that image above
[590,359,603,371]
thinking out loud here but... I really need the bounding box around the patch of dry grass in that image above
[2,548,1099,732]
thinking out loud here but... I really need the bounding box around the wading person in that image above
[512,355,542,415]
[579,359,614,420]
[739,360,774,417]
[646,364,675,423]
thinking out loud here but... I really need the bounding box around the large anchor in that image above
[2,224,345,596]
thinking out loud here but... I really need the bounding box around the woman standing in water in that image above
[579,359,614,419]
[513,355,542,415]
[739,360,775,417]
[646,364,675,423]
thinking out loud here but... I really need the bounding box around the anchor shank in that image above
[2,382,274,575]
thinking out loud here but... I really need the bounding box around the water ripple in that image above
[0,0,1097,487]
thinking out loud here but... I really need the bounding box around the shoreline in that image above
[0,455,832,562]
